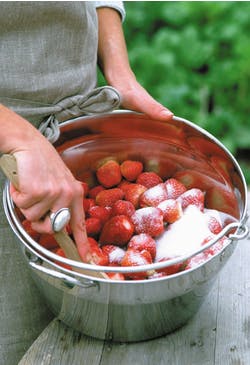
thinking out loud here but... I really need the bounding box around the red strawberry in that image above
[120,160,143,181]
[139,183,168,207]
[185,253,206,270]
[136,171,163,188]
[202,235,228,257]
[22,219,40,241]
[88,185,105,199]
[201,235,217,257]
[156,257,185,276]
[102,244,126,266]
[164,178,187,199]
[118,179,132,190]
[39,233,59,250]
[88,205,112,225]
[83,198,95,213]
[148,271,168,279]
[131,207,164,237]
[201,235,215,246]
[80,181,89,197]
[96,188,124,207]
[123,183,147,208]
[54,248,72,270]
[85,217,102,236]
[111,199,135,217]
[128,233,156,260]
[157,199,183,223]
[121,249,153,280]
[88,237,109,266]
[99,215,134,246]
[206,216,222,234]
[96,159,122,188]
[177,188,205,211]
[106,272,125,281]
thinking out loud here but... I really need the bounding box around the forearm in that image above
[96,7,173,120]
[0,103,47,155]
[97,7,135,86]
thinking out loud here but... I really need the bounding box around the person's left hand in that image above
[112,74,174,121]
[96,7,174,122]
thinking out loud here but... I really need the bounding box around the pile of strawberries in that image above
[22,158,229,280]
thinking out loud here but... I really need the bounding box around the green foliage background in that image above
[100,1,250,184]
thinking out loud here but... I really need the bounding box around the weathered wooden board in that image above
[214,235,250,364]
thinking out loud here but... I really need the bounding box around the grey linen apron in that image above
[0,2,121,364]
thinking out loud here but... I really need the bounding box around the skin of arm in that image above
[96,7,174,121]
[0,104,89,260]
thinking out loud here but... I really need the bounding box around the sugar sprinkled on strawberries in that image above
[157,199,183,223]
[204,208,237,227]
[124,183,147,208]
[31,155,238,281]
[108,247,126,265]
[155,205,212,261]
[131,207,164,237]
[139,183,168,207]
[128,233,156,260]
[165,178,187,199]
[177,188,205,211]
[111,200,135,217]
[102,245,126,266]
[121,249,153,280]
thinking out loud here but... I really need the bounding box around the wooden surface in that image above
[19,195,250,365]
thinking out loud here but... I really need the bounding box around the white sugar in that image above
[109,247,125,264]
[141,183,167,204]
[155,205,211,261]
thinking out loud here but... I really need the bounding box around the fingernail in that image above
[161,110,173,116]
[160,110,174,119]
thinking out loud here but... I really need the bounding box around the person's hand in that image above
[12,148,89,260]
[97,7,174,122]
[0,105,89,260]
[111,73,174,121]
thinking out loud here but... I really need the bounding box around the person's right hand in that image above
[0,104,90,261]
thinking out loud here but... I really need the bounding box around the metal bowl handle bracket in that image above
[228,215,249,241]
[29,261,97,289]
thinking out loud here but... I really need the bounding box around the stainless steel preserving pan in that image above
[3,111,248,342]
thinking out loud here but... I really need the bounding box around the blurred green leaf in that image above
[98,1,250,184]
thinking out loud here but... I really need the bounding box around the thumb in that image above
[121,83,174,121]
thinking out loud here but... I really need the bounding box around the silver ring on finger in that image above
[50,208,71,232]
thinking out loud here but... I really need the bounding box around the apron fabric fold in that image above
[39,86,121,143]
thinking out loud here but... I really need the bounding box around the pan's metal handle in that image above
[229,224,249,240]
[29,259,97,289]
[227,213,249,241]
